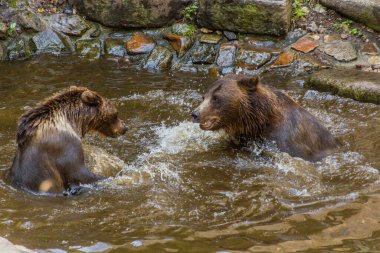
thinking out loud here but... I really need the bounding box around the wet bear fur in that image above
[192,74,338,161]
[9,86,127,194]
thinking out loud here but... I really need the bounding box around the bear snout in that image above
[116,121,128,135]
[191,111,200,123]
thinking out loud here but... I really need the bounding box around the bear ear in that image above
[81,90,101,106]
[237,76,259,91]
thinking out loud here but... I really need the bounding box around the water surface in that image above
[0,55,379,252]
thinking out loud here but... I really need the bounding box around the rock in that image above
[104,38,126,57]
[323,34,341,43]
[126,34,155,55]
[320,0,380,32]
[270,50,295,68]
[199,34,222,44]
[163,33,193,57]
[171,23,195,37]
[200,27,213,34]
[75,39,101,60]
[90,23,101,38]
[307,68,380,104]
[45,14,89,36]
[236,46,272,70]
[309,34,320,40]
[71,0,188,28]
[216,43,236,67]
[143,46,173,70]
[246,38,277,48]
[197,0,292,36]
[291,37,319,53]
[362,42,379,54]
[0,237,35,253]
[6,38,36,61]
[18,10,45,32]
[223,31,237,41]
[319,41,357,62]
[277,29,307,47]
[31,29,65,53]
[340,33,349,40]
[189,42,218,64]
[0,22,6,40]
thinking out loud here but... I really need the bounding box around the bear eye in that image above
[212,96,219,102]
[202,96,205,100]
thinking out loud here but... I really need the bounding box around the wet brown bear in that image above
[9,86,127,195]
[191,74,338,161]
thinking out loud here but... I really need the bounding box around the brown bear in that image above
[9,86,127,195]
[191,74,338,161]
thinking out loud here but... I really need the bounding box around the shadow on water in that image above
[0,55,379,252]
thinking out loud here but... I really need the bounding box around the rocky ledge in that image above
[308,68,380,104]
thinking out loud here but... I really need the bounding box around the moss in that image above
[9,0,17,8]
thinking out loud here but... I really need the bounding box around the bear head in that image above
[80,89,127,138]
[191,74,272,137]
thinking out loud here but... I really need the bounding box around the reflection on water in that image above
[0,55,379,252]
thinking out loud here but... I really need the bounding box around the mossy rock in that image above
[6,37,36,61]
[307,68,380,104]
[143,45,173,71]
[70,0,188,28]
[197,0,292,36]
[75,39,101,60]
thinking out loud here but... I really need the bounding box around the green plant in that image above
[183,0,198,21]
[293,0,305,18]
[183,24,196,37]
[8,22,16,35]
[334,19,366,39]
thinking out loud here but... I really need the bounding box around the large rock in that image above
[189,42,218,64]
[216,42,236,67]
[104,38,126,57]
[143,46,173,70]
[320,0,380,32]
[236,46,272,70]
[163,33,193,57]
[319,41,357,62]
[197,0,292,36]
[32,29,66,53]
[70,0,189,28]
[307,68,380,104]
[126,34,155,55]
[45,14,89,36]
[75,39,101,60]
[6,38,36,61]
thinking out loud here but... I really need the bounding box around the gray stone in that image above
[143,46,173,70]
[32,29,65,53]
[6,38,36,61]
[104,38,126,57]
[18,10,45,32]
[199,34,222,44]
[216,43,236,67]
[320,0,380,32]
[223,31,237,40]
[236,46,272,70]
[70,0,188,28]
[189,42,218,64]
[45,14,89,36]
[319,41,357,62]
[197,0,292,36]
[307,68,380,104]
[75,39,101,60]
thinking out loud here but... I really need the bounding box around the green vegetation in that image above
[183,0,198,21]
[293,0,306,20]
[8,22,16,35]
[183,23,196,37]
[334,19,367,40]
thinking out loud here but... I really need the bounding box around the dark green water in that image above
[0,55,379,252]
